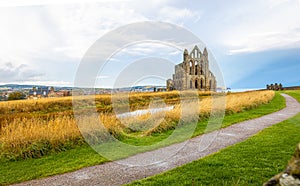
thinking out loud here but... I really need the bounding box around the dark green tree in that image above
[8,92,26,100]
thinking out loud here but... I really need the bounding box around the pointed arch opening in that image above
[189,61,193,75]
[200,64,203,75]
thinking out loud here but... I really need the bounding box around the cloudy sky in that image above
[0,0,300,89]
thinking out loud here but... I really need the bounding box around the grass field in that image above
[284,90,300,102]
[127,90,300,185]
[0,144,107,185]
[0,91,201,116]
[0,91,275,160]
[0,91,286,185]
[128,113,300,186]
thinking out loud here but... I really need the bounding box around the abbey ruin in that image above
[166,45,217,91]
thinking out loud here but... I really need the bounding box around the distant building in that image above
[0,92,8,101]
[54,90,71,97]
[28,87,51,99]
[28,87,71,99]
[166,45,217,91]
[266,83,283,91]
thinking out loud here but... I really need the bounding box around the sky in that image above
[0,0,300,89]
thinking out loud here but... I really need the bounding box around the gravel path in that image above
[14,94,300,186]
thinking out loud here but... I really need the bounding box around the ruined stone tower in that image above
[166,45,217,91]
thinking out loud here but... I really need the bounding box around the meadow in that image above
[0,90,288,185]
[0,90,275,160]
[128,90,300,185]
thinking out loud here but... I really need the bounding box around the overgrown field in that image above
[0,91,276,160]
[0,91,204,115]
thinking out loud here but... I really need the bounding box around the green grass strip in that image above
[129,113,300,186]
[0,145,107,185]
[284,90,300,102]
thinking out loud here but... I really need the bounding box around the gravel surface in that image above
[13,94,300,186]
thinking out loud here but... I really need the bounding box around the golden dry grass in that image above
[143,90,275,135]
[0,90,275,160]
[0,116,83,159]
[0,91,212,115]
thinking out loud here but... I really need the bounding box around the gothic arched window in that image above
[195,61,198,75]
[200,64,203,75]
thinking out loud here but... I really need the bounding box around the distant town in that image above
[3,83,298,102]
[0,84,168,101]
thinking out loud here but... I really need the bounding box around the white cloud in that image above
[267,0,292,8]
[0,2,151,85]
[158,6,201,24]
[48,3,149,59]
[219,0,300,55]
[0,7,57,62]
[96,75,109,79]
[0,2,149,63]
[3,80,74,87]
[1,0,299,88]
[0,61,45,82]
[0,0,130,7]
[227,29,300,55]
[121,42,180,57]
[0,60,74,86]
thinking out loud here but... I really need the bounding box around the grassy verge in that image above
[128,113,300,186]
[0,92,285,185]
[284,90,300,102]
[0,144,107,185]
